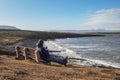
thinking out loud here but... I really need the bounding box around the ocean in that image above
[45,34,120,68]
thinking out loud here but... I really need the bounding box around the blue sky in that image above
[0,0,120,31]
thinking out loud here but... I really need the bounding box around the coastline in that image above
[0,30,120,80]
[4,38,120,69]
[0,30,119,69]
[45,40,120,69]
[0,30,104,54]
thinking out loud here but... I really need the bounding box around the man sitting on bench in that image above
[36,39,50,63]
[36,39,68,66]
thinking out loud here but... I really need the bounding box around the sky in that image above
[0,0,120,31]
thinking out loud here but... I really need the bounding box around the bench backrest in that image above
[15,46,40,62]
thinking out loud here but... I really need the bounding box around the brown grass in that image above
[0,55,120,80]
[0,37,23,45]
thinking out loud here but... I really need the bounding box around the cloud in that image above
[81,8,120,30]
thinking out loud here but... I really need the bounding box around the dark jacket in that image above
[36,40,50,61]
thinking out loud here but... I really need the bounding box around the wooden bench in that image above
[15,46,68,66]
[15,46,40,62]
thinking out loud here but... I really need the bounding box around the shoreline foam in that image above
[45,40,120,69]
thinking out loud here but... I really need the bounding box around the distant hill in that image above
[49,29,120,34]
[0,25,19,30]
[49,30,106,34]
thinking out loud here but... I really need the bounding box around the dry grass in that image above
[0,55,120,80]
[0,37,23,45]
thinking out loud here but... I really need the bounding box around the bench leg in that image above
[15,46,20,59]
[35,50,40,63]
[23,47,28,60]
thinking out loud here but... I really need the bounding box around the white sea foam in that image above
[83,57,119,68]
[45,40,120,68]
[45,40,80,58]
[59,44,96,49]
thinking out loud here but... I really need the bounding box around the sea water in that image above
[45,34,120,68]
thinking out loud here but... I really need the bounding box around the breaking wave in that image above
[45,40,120,68]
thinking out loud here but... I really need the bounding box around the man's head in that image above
[38,39,44,44]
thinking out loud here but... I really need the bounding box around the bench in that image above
[15,46,68,66]
[15,46,40,62]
